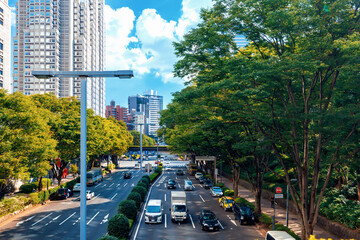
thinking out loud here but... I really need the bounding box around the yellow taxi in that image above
[219,196,234,211]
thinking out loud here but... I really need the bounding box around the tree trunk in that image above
[38,176,43,192]
[357,181,360,201]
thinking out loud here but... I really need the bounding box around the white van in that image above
[184,180,193,191]
[265,231,296,240]
[145,199,163,223]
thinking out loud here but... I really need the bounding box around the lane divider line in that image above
[164,214,167,228]
[231,220,237,226]
[111,193,118,200]
[93,194,101,200]
[31,213,53,226]
[59,212,76,226]
[218,220,224,229]
[87,211,100,225]
[124,183,128,187]
[199,195,205,202]
[164,193,166,202]
[189,214,195,229]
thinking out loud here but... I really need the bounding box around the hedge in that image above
[0,196,31,217]
[139,179,149,189]
[131,186,147,201]
[215,182,224,188]
[19,183,37,193]
[97,235,119,240]
[224,189,234,197]
[107,214,130,239]
[137,182,148,190]
[127,192,142,209]
[118,200,137,220]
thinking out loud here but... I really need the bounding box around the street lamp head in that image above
[32,71,55,79]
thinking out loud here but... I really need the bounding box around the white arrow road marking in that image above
[59,212,76,225]
[87,211,100,225]
[231,220,237,226]
[123,183,128,187]
[199,195,205,202]
[111,193,118,200]
[100,214,109,225]
[45,215,61,226]
[16,216,35,226]
[31,213,53,226]
[109,183,114,187]
[189,214,195,229]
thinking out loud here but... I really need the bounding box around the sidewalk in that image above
[220,177,339,240]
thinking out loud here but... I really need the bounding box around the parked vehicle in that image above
[176,170,184,176]
[203,180,213,189]
[123,172,132,179]
[195,172,203,180]
[164,166,172,171]
[86,169,103,186]
[210,187,223,197]
[265,231,295,240]
[51,188,72,200]
[233,203,255,225]
[170,191,187,222]
[134,163,140,169]
[198,176,205,183]
[184,180,193,191]
[145,199,163,223]
[73,183,81,192]
[167,179,176,189]
[86,190,95,200]
[219,196,234,211]
[199,209,220,231]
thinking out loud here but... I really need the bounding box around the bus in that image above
[86,169,103,186]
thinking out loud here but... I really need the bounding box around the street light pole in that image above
[140,125,143,173]
[286,179,297,227]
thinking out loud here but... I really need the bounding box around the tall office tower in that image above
[105,100,128,122]
[128,90,163,136]
[0,0,11,92]
[13,0,105,117]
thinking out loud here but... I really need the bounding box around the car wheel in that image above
[240,220,243,225]
[201,225,204,230]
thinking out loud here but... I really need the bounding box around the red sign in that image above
[276,187,282,194]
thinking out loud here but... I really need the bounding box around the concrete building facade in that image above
[105,100,128,122]
[13,0,105,116]
[0,0,12,92]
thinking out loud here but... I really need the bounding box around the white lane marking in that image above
[178,184,181,188]
[93,194,101,200]
[45,215,61,226]
[231,220,237,226]
[164,183,166,188]
[16,216,35,226]
[59,212,76,225]
[193,185,196,189]
[164,194,166,202]
[100,214,109,225]
[109,183,114,187]
[31,213,53,226]
[218,220,224,229]
[87,211,100,225]
[133,172,163,240]
[176,177,178,180]
[131,183,135,187]
[124,183,128,187]
[111,193,118,200]
[73,217,80,225]
[189,214,195,229]
[199,195,205,202]
[102,184,107,187]
[95,183,101,188]
[116,184,121,187]
[164,214,167,228]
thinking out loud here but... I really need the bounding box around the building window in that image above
[0,8,3,13]
[0,70,3,75]
[0,19,3,25]
[0,42,3,50]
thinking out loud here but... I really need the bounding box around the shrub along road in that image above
[0,168,143,240]
[132,168,263,240]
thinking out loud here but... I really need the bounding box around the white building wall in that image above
[0,0,11,92]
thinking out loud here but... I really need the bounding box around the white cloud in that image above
[104,0,213,84]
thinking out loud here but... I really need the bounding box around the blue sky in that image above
[8,0,213,108]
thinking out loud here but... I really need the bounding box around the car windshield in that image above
[174,205,186,212]
[186,181,192,185]
[213,187,222,192]
[203,213,216,220]
[147,206,161,213]
[168,180,175,184]
[241,207,252,215]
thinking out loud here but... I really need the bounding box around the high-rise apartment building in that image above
[13,0,105,117]
[128,90,163,136]
[0,0,11,92]
[105,100,128,122]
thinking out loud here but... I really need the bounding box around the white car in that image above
[195,172,203,180]
[86,190,95,200]
[73,183,81,192]
[145,199,163,223]
[164,166,172,171]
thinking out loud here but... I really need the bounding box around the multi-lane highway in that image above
[0,167,144,240]
[132,167,264,240]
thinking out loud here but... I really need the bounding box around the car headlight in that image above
[252,216,255,220]
[241,216,244,220]
[203,223,209,226]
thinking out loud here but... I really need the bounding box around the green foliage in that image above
[234,197,255,211]
[274,224,301,240]
[127,192,142,209]
[149,172,160,183]
[224,189,234,197]
[131,186,147,201]
[29,192,41,204]
[107,214,130,239]
[259,213,273,226]
[215,183,224,187]
[38,190,50,202]
[19,183,37,194]
[118,200,138,220]
[221,187,230,193]
[69,164,79,175]
[141,175,150,184]
[154,167,162,174]
[129,131,156,147]
[137,182,148,191]
[0,196,31,217]
[97,235,119,240]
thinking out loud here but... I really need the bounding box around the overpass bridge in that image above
[127,146,171,155]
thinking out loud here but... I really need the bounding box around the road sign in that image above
[275,187,282,194]
[275,194,283,199]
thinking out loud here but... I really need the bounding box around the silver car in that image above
[184,180,193,191]
[210,187,223,197]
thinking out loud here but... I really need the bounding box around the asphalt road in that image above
[132,168,264,240]
[0,168,144,240]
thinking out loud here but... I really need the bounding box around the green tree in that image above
[130,130,156,146]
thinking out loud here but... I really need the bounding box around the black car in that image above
[233,203,255,225]
[203,179,213,189]
[124,172,132,179]
[167,179,176,189]
[51,188,72,200]
[198,176,205,183]
[199,210,220,231]
[176,170,184,176]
